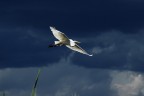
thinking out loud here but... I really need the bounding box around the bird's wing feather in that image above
[66,44,93,56]
[50,27,69,41]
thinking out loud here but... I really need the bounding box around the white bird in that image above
[49,26,93,56]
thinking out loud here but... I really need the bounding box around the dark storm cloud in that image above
[0,0,144,69]
[71,30,144,72]
[0,26,70,68]
[0,0,144,34]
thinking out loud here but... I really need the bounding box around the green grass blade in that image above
[31,68,41,96]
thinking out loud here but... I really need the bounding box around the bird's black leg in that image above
[48,44,57,48]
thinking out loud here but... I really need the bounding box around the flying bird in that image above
[49,26,93,56]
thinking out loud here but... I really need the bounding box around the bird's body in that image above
[49,26,93,56]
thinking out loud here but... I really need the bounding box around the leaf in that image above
[31,68,41,96]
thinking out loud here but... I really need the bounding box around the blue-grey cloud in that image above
[71,30,144,72]
[1,56,144,96]
[0,59,113,96]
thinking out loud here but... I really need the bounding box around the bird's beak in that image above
[74,40,81,44]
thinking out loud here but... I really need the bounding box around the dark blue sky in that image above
[1,0,144,71]
[0,0,144,32]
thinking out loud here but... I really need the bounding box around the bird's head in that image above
[50,26,56,30]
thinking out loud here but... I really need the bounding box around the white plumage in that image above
[49,26,93,56]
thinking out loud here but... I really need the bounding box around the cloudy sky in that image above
[0,0,144,96]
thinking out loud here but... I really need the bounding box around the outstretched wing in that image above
[50,26,69,41]
[66,44,93,56]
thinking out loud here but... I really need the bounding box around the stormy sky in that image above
[0,0,144,96]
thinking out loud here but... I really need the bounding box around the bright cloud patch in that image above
[111,71,144,96]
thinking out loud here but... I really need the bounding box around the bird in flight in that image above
[49,26,93,56]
